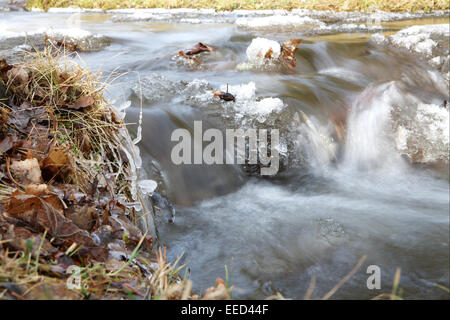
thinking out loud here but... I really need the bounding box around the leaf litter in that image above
[0,48,228,300]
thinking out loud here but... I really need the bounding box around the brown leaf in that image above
[5,224,57,258]
[91,225,116,246]
[5,193,107,261]
[10,158,43,185]
[24,183,48,196]
[24,283,80,300]
[8,109,31,130]
[264,48,273,59]
[107,199,126,216]
[108,215,144,245]
[65,205,97,231]
[6,103,47,131]
[42,149,71,180]
[68,96,94,110]
[79,132,91,154]
[20,125,52,159]
[7,67,29,86]
[48,184,88,204]
[178,51,201,65]
[212,90,235,102]
[185,42,217,55]
[0,135,20,154]
[280,39,302,70]
[201,277,231,300]
[0,59,12,74]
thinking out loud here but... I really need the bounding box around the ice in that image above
[369,32,388,45]
[407,103,449,163]
[388,24,449,57]
[191,81,285,123]
[45,28,96,40]
[0,25,106,52]
[138,180,158,195]
[246,37,281,62]
[318,23,384,33]
[370,24,450,83]
[394,102,449,164]
[236,15,324,30]
[218,82,285,122]
[237,37,283,71]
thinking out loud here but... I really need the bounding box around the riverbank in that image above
[0,48,231,299]
[25,0,450,12]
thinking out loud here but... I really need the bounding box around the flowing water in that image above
[1,8,449,299]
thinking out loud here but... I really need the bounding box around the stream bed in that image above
[1,7,449,299]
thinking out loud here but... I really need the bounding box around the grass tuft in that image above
[26,0,450,12]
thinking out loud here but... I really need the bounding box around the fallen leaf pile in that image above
[0,52,154,299]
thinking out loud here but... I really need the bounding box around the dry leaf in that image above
[25,283,80,300]
[42,149,70,179]
[0,59,12,73]
[68,96,94,110]
[178,51,201,65]
[48,184,87,204]
[4,224,57,258]
[7,67,28,86]
[280,39,302,70]
[10,158,43,185]
[185,42,217,55]
[65,205,97,231]
[6,193,107,261]
[212,90,235,102]
[20,125,52,159]
[264,48,273,59]
[24,183,48,196]
[0,135,20,154]
[201,277,231,300]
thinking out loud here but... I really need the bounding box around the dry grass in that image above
[27,0,450,12]
[0,45,144,226]
[0,244,192,299]
[8,49,134,201]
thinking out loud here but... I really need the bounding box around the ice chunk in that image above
[389,24,449,57]
[138,180,158,195]
[236,15,324,31]
[246,37,281,61]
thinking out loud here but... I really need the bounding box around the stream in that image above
[1,7,449,299]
